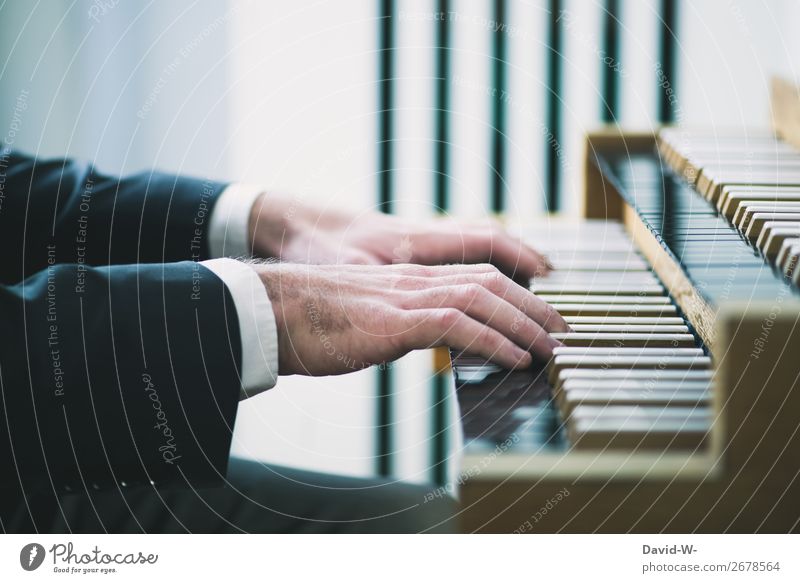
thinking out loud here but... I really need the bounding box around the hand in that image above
[248,193,553,279]
[252,262,569,376]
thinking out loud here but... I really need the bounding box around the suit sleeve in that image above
[0,260,242,497]
[0,147,227,285]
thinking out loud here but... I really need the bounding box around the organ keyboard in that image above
[448,79,800,533]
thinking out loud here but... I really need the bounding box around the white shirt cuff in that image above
[208,183,266,258]
[201,258,279,399]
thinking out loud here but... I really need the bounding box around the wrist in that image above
[253,263,297,375]
[248,192,296,258]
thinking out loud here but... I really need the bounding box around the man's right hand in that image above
[253,262,569,376]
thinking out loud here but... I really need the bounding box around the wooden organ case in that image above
[449,78,800,533]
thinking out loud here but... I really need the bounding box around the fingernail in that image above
[544,256,555,271]
[547,335,563,349]
[513,347,532,367]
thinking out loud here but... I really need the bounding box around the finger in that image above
[401,308,533,369]
[411,220,550,277]
[381,264,499,290]
[401,270,570,333]
[384,263,498,277]
[465,228,551,279]
[401,284,561,359]
[508,233,555,272]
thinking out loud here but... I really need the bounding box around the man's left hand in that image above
[248,192,553,279]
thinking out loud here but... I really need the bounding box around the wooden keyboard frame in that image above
[453,128,800,533]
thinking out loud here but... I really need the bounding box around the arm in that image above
[0,261,242,496]
[0,147,229,284]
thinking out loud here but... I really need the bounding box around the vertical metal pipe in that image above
[657,0,678,123]
[601,0,621,123]
[376,0,395,477]
[545,0,563,212]
[490,0,508,213]
[431,0,452,487]
[434,0,451,215]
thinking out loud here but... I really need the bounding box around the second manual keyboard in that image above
[659,128,800,285]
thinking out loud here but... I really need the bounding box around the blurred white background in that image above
[2,0,799,483]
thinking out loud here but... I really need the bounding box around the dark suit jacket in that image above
[0,147,243,530]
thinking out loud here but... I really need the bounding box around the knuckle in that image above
[535,296,551,311]
[478,325,499,349]
[460,283,484,304]
[523,294,540,313]
[534,298,555,318]
[393,263,431,277]
[511,314,530,336]
[410,265,434,277]
[436,308,461,329]
[397,275,425,290]
[394,290,414,311]
[481,270,506,292]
